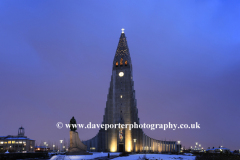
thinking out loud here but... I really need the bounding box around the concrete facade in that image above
[83,32,178,153]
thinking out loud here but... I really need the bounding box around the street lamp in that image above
[60,140,63,152]
[133,139,137,152]
[53,145,55,152]
[63,146,65,152]
[46,144,48,151]
[44,142,47,151]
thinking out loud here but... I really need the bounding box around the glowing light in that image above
[110,146,117,152]
[121,28,125,33]
[120,58,123,65]
[119,72,124,77]
[110,139,117,152]
[127,146,131,152]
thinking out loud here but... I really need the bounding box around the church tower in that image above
[102,29,141,152]
[82,29,178,153]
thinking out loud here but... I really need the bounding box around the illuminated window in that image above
[19,141,22,144]
[4,142,7,144]
[0,141,3,144]
[12,141,15,144]
[125,60,127,66]
[116,61,118,67]
[16,141,18,144]
[120,58,123,66]
[120,95,122,98]
[8,141,11,144]
[23,141,26,143]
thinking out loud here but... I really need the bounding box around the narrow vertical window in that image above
[116,61,118,67]
[125,60,127,66]
[120,58,123,66]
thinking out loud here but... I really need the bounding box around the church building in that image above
[83,29,179,153]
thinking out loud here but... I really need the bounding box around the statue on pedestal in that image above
[67,116,92,155]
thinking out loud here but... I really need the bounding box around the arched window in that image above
[125,60,127,66]
[120,58,123,66]
[116,61,118,67]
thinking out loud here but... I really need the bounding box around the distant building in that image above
[206,147,230,153]
[0,127,35,152]
[35,146,50,152]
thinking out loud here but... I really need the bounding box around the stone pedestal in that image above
[67,131,92,155]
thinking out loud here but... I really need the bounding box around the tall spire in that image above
[114,29,130,58]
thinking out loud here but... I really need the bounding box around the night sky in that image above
[0,1,240,150]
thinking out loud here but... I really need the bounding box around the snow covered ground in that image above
[50,153,195,160]
[114,154,195,160]
[50,152,120,160]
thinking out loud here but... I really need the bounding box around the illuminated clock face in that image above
[119,72,124,77]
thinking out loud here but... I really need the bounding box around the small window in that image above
[120,58,123,66]
[116,61,118,67]
[125,61,127,66]
[120,95,122,98]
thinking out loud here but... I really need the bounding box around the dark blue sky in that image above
[0,1,240,150]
